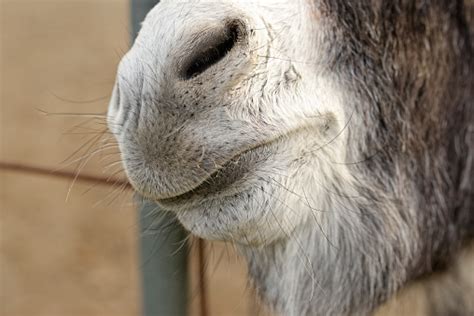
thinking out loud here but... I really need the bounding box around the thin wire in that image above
[0,161,131,188]
[0,160,209,316]
[197,238,209,316]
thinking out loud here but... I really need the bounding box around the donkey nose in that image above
[179,20,245,80]
[107,5,260,198]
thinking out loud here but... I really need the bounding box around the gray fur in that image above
[108,1,473,315]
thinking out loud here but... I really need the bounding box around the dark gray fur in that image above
[241,1,473,315]
[111,1,473,314]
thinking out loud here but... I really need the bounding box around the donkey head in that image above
[108,1,473,314]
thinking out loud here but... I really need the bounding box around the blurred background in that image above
[0,1,255,315]
[3,1,471,316]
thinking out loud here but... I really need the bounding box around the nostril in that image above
[182,20,244,80]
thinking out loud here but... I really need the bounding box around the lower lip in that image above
[155,144,271,208]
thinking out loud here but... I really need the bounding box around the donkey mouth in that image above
[155,143,272,208]
[153,123,322,208]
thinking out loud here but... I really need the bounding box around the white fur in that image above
[108,0,350,246]
[108,1,474,315]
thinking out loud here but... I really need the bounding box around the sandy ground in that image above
[0,1,252,315]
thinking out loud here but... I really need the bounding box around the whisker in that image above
[49,91,110,104]
[37,108,107,117]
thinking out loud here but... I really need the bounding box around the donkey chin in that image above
[108,1,474,315]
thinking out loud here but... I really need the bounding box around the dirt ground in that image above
[0,1,253,315]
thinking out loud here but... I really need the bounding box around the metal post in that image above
[131,1,189,316]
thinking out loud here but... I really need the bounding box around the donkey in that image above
[107,1,473,315]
